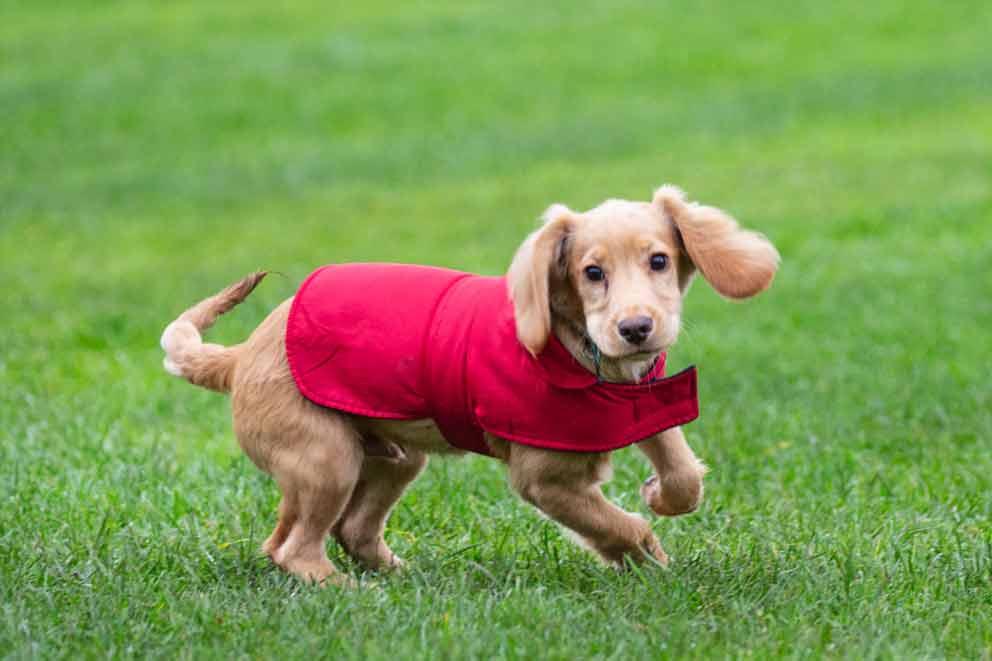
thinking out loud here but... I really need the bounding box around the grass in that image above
[2,0,991,658]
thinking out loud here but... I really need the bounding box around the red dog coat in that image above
[285,264,698,456]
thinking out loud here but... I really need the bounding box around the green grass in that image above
[2,1,991,658]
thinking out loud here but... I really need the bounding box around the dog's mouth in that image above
[575,321,668,363]
[595,345,665,363]
[583,332,664,358]
[608,339,668,359]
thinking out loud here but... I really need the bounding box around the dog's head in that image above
[508,185,779,372]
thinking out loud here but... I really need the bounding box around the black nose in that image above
[618,316,654,345]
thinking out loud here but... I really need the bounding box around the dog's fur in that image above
[161,185,778,585]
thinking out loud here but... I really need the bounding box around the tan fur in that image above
[162,185,778,584]
[653,185,780,299]
[507,204,574,356]
[160,271,267,392]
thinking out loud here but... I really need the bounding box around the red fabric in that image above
[285,264,699,456]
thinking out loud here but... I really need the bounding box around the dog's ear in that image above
[653,185,779,299]
[507,204,574,356]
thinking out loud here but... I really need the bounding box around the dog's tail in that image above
[160,271,268,393]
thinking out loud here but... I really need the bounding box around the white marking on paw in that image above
[163,357,183,377]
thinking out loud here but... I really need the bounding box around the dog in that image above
[161,185,779,585]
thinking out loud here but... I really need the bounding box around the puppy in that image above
[161,185,778,585]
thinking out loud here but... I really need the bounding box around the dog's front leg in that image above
[506,443,668,567]
[637,427,707,517]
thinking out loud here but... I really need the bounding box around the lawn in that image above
[2,1,991,658]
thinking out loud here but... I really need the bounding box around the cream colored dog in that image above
[161,185,779,585]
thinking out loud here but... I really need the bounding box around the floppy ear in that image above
[653,185,779,299]
[507,204,574,356]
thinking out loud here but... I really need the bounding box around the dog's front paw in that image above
[641,474,703,517]
[638,530,670,567]
[379,552,407,572]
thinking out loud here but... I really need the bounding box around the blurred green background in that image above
[2,1,990,658]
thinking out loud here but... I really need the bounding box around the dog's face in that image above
[508,185,780,371]
[563,199,686,359]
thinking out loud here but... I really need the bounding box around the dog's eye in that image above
[584,265,605,282]
[649,253,669,271]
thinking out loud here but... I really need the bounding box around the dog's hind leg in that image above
[265,415,363,586]
[230,306,365,586]
[237,394,364,586]
[261,491,298,559]
[332,448,427,571]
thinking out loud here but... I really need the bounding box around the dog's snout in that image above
[617,316,653,345]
